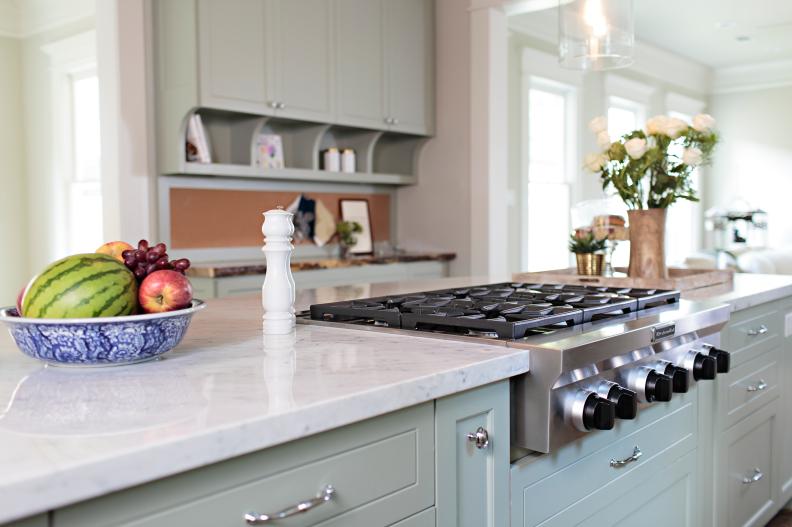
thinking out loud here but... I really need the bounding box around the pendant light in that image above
[559,0,634,70]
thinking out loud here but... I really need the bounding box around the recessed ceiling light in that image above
[735,35,751,42]
[716,21,737,30]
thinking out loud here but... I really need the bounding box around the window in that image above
[665,110,700,265]
[523,79,577,271]
[68,71,103,253]
[607,96,646,139]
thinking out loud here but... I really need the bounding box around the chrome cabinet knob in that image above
[277,102,286,109]
[747,324,768,336]
[466,426,490,449]
[244,485,335,524]
[746,379,768,392]
[391,117,399,125]
[268,101,279,109]
[742,468,764,485]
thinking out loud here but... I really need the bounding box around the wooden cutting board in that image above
[513,267,734,292]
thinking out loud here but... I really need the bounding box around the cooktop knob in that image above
[583,395,616,431]
[650,360,690,394]
[701,344,731,374]
[608,385,638,420]
[592,380,637,420]
[626,366,673,404]
[645,370,673,402]
[693,353,717,381]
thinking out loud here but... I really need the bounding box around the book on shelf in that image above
[186,114,212,163]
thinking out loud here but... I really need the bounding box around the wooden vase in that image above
[627,209,668,279]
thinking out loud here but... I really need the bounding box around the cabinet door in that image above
[197,0,269,114]
[383,0,434,135]
[335,0,387,130]
[714,400,779,527]
[435,381,509,527]
[268,0,334,122]
[779,308,792,502]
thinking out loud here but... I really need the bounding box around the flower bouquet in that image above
[584,113,719,278]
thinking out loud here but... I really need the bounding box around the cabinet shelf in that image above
[175,163,416,186]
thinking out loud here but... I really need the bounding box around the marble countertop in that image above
[0,277,524,523]
[188,252,456,278]
[2,273,791,522]
[681,272,792,311]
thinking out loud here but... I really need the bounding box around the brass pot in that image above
[627,208,668,279]
[575,253,605,276]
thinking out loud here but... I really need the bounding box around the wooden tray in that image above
[513,267,734,292]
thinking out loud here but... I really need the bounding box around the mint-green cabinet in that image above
[197,0,270,114]
[383,0,434,135]
[266,0,334,122]
[435,381,510,527]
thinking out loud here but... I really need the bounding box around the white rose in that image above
[692,113,715,132]
[588,116,608,134]
[682,147,703,166]
[645,115,668,135]
[596,131,611,150]
[584,152,608,172]
[665,117,688,139]
[624,138,648,159]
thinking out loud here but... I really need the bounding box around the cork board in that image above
[169,188,391,249]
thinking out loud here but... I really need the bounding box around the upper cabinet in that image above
[266,0,335,122]
[336,0,434,135]
[196,0,269,114]
[383,0,434,135]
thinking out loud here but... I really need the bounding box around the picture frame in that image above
[339,199,373,255]
[255,134,285,169]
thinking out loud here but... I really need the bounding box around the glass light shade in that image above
[559,0,634,70]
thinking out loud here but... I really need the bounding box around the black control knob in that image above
[583,394,616,431]
[707,348,731,374]
[645,371,673,402]
[606,385,638,419]
[657,363,690,393]
[693,353,717,381]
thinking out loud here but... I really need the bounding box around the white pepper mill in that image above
[262,207,296,334]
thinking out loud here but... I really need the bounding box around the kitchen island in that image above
[2,274,792,526]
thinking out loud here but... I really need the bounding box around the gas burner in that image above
[309,281,679,339]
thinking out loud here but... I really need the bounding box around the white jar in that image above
[341,148,356,173]
[323,147,340,172]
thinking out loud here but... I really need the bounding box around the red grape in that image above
[134,250,147,262]
[137,239,149,251]
[154,243,167,253]
[172,259,191,271]
[133,267,146,279]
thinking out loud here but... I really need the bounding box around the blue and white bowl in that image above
[0,300,205,367]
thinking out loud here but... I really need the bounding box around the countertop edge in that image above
[0,349,528,524]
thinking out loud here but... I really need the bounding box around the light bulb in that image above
[583,0,608,38]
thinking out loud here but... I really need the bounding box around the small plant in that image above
[336,221,362,248]
[569,232,607,254]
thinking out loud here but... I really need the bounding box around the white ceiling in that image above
[0,0,94,38]
[634,0,792,68]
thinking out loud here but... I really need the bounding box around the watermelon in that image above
[23,254,138,319]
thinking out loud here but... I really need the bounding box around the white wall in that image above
[396,0,473,276]
[20,17,95,273]
[709,86,792,248]
[0,36,27,303]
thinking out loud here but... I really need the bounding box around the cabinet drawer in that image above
[720,349,780,429]
[715,401,778,527]
[54,403,434,527]
[535,450,698,527]
[723,308,781,367]
[512,395,696,527]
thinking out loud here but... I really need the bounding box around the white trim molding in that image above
[712,59,792,94]
[665,92,706,116]
[604,74,655,105]
[0,0,94,39]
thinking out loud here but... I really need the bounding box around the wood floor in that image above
[768,510,792,526]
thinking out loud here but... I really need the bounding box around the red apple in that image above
[139,270,193,313]
[16,286,25,315]
[96,241,135,263]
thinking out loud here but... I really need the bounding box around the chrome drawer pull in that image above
[746,379,768,392]
[742,468,764,485]
[747,324,768,336]
[244,485,335,524]
[466,426,490,449]
[610,446,642,468]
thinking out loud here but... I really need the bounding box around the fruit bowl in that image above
[0,300,205,367]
